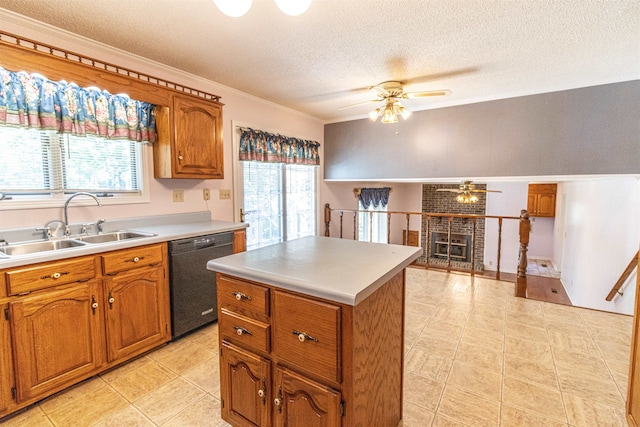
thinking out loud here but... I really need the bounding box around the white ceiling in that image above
[0,0,638,123]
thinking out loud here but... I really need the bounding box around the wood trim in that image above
[606,250,639,301]
[627,254,640,426]
[0,31,220,105]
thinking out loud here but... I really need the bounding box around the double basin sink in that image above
[0,231,156,257]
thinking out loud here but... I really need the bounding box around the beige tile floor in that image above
[0,267,632,426]
[527,258,562,279]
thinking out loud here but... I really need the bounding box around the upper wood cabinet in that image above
[154,94,224,179]
[527,183,557,217]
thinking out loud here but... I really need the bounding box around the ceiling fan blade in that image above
[435,189,462,193]
[404,89,452,99]
[338,99,381,110]
[469,189,503,193]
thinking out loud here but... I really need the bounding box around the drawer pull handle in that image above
[258,377,266,404]
[41,271,69,280]
[234,326,253,336]
[91,295,98,314]
[125,256,145,263]
[291,330,318,343]
[274,386,283,413]
[233,292,252,301]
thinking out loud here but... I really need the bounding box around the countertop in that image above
[0,211,247,268]
[207,236,422,306]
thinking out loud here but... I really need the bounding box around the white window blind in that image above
[0,127,141,195]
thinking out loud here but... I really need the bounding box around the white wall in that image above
[0,13,323,231]
[483,182,528,274]
[560,177,639,314]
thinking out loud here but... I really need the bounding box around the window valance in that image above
[239,127,320,165]
[0,67,156,143]
[356,187,391,209]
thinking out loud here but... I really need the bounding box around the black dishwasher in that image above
[168,231,234,339]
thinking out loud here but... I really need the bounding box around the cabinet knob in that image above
[234,326,253,336]
[233,292,251,301]
[258,389,265,398]
[274,397,282,407]
[291,330,318,343]
[92,302,98,309]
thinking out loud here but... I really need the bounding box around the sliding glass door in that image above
[241,161,316,251]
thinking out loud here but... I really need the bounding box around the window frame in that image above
[0,130,152,210]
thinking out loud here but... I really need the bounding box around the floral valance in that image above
[0,67,156,143]
[239,127,320,165]
[357,187,391,209]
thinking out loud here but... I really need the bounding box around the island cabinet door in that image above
[103,266,170,362]
[9,282,105,402]
[221,341,271,427]
[273,366,341,427]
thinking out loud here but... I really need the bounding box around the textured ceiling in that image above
[0,0,638,123]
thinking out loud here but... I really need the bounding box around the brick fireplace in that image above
[417,184,486,271]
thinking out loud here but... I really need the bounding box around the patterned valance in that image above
[0,67,156,143]
[357,187,391,209]
[239,127,320,165]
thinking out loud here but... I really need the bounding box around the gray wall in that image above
[324,81,640,180]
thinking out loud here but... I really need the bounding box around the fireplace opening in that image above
[431,232,472,262]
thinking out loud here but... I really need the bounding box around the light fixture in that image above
[213,0,252,17]
[275,0,313,16]
[214,0,312,17]
[369,99,412,124]
[456,192,479,204]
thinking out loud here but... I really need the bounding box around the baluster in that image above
[339,211,344,239]
[471,218,476,276]
[497,217,503,280]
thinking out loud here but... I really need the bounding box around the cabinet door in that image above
[104,266,170,362]
[220,341,271,427]
[173,95,223,178]
[274,366,341,427]
[536,193,556,217]
[10,282,105,402]
[0,303,14,414]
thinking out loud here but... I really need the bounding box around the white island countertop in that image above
[206,236,422,306]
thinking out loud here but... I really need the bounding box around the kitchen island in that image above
[207,236,421,427]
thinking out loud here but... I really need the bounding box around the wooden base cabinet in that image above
[103,266,169,361]
[217,270,405,427]
[0,243,171,419]
[274,366,341,427]
[220,342,271,427]
[10,281,105,402]
[0,303,15,415]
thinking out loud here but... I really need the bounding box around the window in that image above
[0,126,143,202]
[358,201,388,243]
[241,161,316,250]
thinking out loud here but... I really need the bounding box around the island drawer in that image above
[101,244,164,275]
[5,257,96,295]
[218,274,270,319]
[220,308,270,353]
[272,290,341,383]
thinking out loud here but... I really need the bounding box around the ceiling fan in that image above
[436,181,502,204]
[339,80,451,124]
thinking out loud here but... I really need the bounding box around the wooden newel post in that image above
[516,209,530,298]
[324,203,331,237]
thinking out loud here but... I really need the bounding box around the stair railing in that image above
[324,203,530,296]
[606,250,639,301]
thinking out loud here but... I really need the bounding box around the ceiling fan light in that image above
[395,103,412,120]
[368,108,380,121]
[214,0,252,17]
[275,0,312,16]
[381,106,398,124]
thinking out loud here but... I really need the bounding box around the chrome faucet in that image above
[64,192,102,235]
